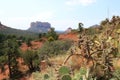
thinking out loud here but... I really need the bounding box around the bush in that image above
[59,66,70,75]
[61,75,72,80]
[46,28,58,40]
[79,67,87,75]
[112,68,120,80]
[48,36,54,42]
[39,40,72,57]
[22,50,40,72]
[44,74,50,79]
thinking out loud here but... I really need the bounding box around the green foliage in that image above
[78,22,83,33]
[26,38,33,47]
[79,67,87,75]
[38,33,42,39]
[46,28,58,40]
[0,56,7,72]
[73,71,83,80]
[22,50,40,72]
[1,37,22,79]
[38,33,46,38]
[0,33,6,43]
[112,68,120,80]
[61,75,72,80]
[48,36,55,42]
[32,68,55,80]
[39,40,72,57]
[73,67,87,80]
[44,74,50,80]
[59,66,70,75]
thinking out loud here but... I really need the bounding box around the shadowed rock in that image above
[28,21,51,33]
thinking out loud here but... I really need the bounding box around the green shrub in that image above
[46,27,58,40]
[112,68,120,80]
[48,36,54,42]
[39,40,72,57]
[44,74,50,80]
[59,66,70,75]
[61,75,72,80]
[79,67,87,75]
[22,50,40,72]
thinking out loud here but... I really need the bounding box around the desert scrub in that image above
[111,67,120,80]
[32,67,56,80]
[44,74,50,80]
[59,66,70,75]
[39,40,72,57]
[72,67,87,80]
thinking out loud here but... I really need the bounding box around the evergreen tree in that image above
[3,38,21,79]
[46,28,58,40]
[22,50,40,72]
[78,22,83,33]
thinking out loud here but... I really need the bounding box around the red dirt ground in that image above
[59,33,79,42]
[20,40,44,51]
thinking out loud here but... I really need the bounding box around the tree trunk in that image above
[29,60,34,72]
[63,54,73,65]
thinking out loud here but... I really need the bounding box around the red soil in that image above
[59,33,79,42]
[20,40,44,51]
[0,65,9,80]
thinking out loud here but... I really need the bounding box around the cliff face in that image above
[28,21,51,33]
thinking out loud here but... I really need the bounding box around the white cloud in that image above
[66,0,96,6]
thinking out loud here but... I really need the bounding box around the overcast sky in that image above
[0,0,120,30]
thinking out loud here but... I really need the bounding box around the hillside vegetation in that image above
[31,16,120,80]
[0,23,38,38]
[0,16,120,80]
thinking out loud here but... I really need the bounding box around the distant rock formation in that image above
[28,21,51,33]
[65,27,72,33]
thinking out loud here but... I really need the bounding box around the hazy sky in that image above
[0,0,120,30]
